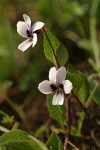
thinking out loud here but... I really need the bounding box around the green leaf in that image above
[57,43,69,66]
[67,65,82,94]
[47,94,66,126]
[78,72,90,101]
[67,65,89,101]
[44,29,68,66]
[78,39,92,51]
[0,146,6,150]
[46,132,63,150]
[93,85,100,105]
[34,124,48,138]
[88,59,100,73]
[44,29,60,65]
[0,130,48,150]
[58,142,64,150]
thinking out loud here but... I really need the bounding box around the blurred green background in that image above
[0,0,100,103]
[0,1,100,149]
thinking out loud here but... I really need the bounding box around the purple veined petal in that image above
[23,14,31,30]
[63,80,73,94]
[56,67,66,85]
[32,21,45,32]
[18,39,33,52]
[17,21,28,38]
[38,80,53,94]
[32,33,37,47]
[52,92,64,105]
[49,67,57,84]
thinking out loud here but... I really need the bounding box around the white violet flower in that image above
[17,14,45,52]
[38,67,73,105]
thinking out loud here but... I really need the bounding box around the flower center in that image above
[58,84,63,93]
[50,84,63,93]
[26,29,32,37]
[50,84,57,91]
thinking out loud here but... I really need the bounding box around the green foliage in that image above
[78,39,93,52]
[0,146,6,150]
[67,65,90,101]
[70,126,82,137]
[88,59,100,73]
[47,94,66,126]
[44,29,60,65]
[46,132,63,150]
[0,80,12,92]
[37,0,87,25]
[57,43,69,66]
[93,85,100,105]
[0,16,17,82]
[44,29,69,66]
[0,130,48,150]
[0,111,14,124]
[0,0,100,148]
[34,124,48,138]
[77,72,90,101]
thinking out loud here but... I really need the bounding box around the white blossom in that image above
[38,67,73,105]
[17,14,45,52]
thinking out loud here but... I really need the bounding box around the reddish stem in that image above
[73,92,99,131]
[64,94,71,150]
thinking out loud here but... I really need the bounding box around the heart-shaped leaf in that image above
[44,29,69,66]
[0,130,48,150]
[47,94,66,126]
[46,132,63,150]
[67,65,89,101]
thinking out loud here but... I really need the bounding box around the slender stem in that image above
[43,28,60,69]
[90,0,100,66]
[0,125,9,133]
[67,141,79,150]
[64,94,71,150]
[77,82,99,132]
[75,18,87,38]
[11,122,19,130]
[73,92,91,120]
[73,84,99,131]
[0,92,24,122]
[88,73,100,81]
[0,91,31,133]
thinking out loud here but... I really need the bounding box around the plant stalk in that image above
[64,94,71,150]
[77,82,99,132]
[73,88,99,131]
[90,0,100,67]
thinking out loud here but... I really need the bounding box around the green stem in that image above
[12,122,19,130]
[0,111,8,118]
[88,73,100,81]
[75,18,87,38]
[43,28,60,69]
[0,125,9,133]
[90,0,100,67]
[0,92,31,133]
[77,82,98,133]
[3,95,24,122]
